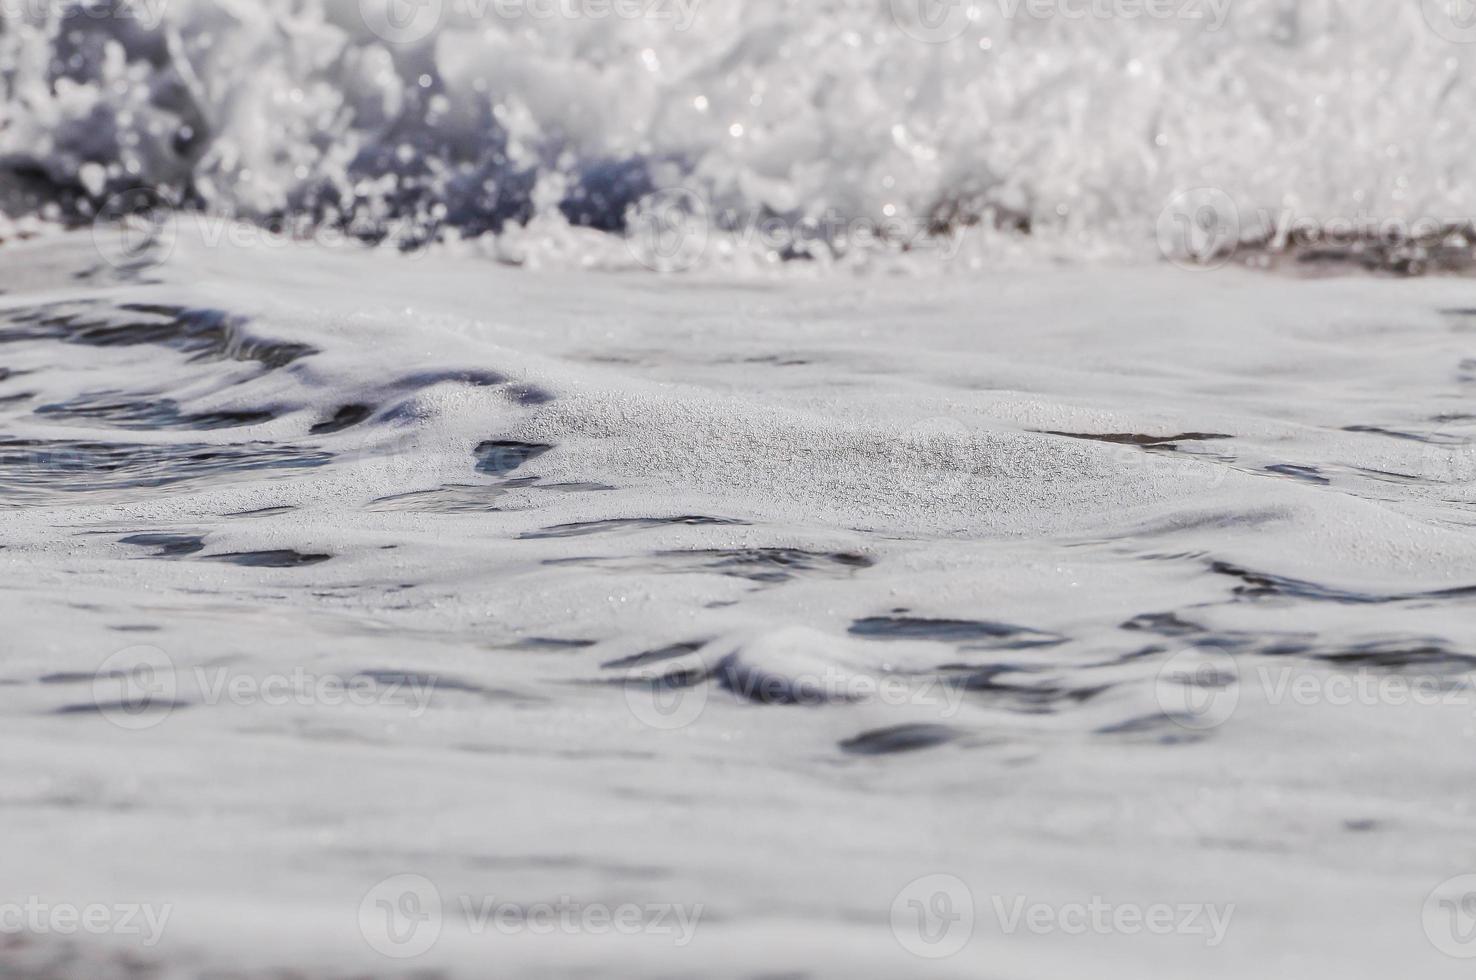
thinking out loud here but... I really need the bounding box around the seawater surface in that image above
[2,227,1475,976]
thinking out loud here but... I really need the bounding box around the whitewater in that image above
[4,0,1475,254]
[3,1,1476,977]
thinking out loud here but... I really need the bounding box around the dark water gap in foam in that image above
[601,641,705,670]
[947,669,1111,713]
[839,723,969,755]
[0,301,316,369]
[1120,608,1476,672]
[309,404,372,435]
[510,637,597,651]
[520,516,748,540]
[473,441,554,476]
[119,532,206,557]
[204,550,331,568]
[52,699,192,718]
[1209,559,1476,604]
[36,392,276,431]
[1040,430,1234,448]
[352,669,529,702]
[545,548,873,585]
[1263,463,1330,486]
[849,616,1065,650]
[0,437,331,499]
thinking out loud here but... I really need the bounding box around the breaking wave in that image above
[1,0,1473,263]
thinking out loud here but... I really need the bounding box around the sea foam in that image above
[1,0,1471,263]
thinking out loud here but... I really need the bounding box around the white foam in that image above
[2,215,1476,978]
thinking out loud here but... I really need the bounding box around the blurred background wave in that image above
[1,0,1470,259]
